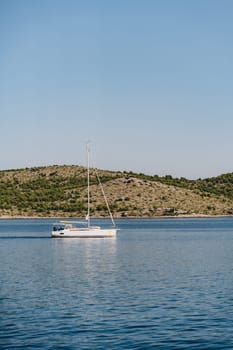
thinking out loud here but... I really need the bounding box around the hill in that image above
[0,165,233,218]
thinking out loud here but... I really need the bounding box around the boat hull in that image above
[51,228,117,238]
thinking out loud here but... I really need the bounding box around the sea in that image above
[1,217,233,349]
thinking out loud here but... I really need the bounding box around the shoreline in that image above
[0,214,233,220]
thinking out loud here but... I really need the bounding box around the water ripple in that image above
[1,218,233,349]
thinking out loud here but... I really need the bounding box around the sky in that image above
[1,0,233,179]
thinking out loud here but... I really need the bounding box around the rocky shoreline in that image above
[0,214,232,220]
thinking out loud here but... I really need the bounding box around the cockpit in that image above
[52,225,65,231]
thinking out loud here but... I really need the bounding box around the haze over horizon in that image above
[1,0,233,180]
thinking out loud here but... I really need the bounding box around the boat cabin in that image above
[52,224,65,232]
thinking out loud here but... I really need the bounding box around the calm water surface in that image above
[1,217,233,349]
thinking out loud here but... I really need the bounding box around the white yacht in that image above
[51,144,117,238]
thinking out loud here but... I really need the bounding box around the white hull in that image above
[51,227,117,238]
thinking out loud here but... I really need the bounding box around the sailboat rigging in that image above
[51,144,117,238]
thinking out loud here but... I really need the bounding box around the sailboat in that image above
[51,144,117,238]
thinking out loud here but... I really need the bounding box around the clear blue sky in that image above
[1,0,233,179]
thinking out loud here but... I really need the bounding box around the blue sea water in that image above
[1,217,233,349]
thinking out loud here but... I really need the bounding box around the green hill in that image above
[0,165,233,217]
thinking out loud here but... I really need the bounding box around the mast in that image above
[87,142,90,228]
[86,141,116,229]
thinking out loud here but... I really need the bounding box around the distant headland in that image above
[0,165,233,218]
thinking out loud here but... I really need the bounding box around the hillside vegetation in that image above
[0,165,233,217]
